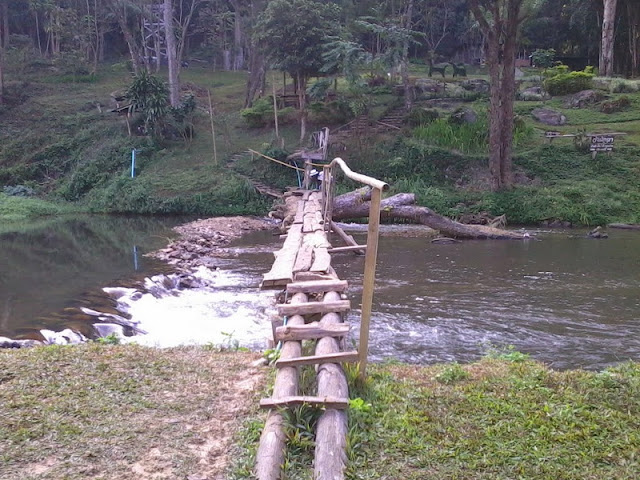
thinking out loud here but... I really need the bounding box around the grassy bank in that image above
[2,346,638,479]
[2,62,640,225]
[0,193,77,223]
[230,352,640,479]
[0,344,265,480]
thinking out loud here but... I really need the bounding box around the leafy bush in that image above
[406,107,439,127]
[531,48,556,68]
[241,97,297,128]
[308,99,351,125]
[414,118,487,154]
[125,71,170,139]
[543,66,595,96]
[610,78,640,93]
[600,96,631,114]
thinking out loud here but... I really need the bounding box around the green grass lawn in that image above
[230,353,640,480]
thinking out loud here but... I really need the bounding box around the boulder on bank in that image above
[532,108,567,126]
[518,86,550,101]
[449,107,477,124]
[415,78,445,94]
[460,78,490,93]
[565,89,604,108]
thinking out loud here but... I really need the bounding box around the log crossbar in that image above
[257,153,387,480]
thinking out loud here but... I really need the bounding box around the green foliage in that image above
[125,71,170,139]
[531,48,556,68]
[600,96,631,114]
[414,116,489,154]
[609,78,640,93]
[434,362,470,384]
[255,0,342,81]
[94,333,121,345]
[543,66,595,96]
[0,193,75,222]
[485,345,531,363]
[58,136,143,201]
[341,360,640,479]
[241,97,297,128]
[308,99,351,125]
[406,107,439,127]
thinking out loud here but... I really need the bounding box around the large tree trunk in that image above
[0,38,4,105]
[110,2,142,75]
[626,0,639,77]
[470,0,526,191]
[600,0,618,76]
[164,0,179,107]
[230,0,244,70]
[331,189,526,240]
[0,1,5,105]
[244,0,266,107]
[401,0,415,111]
[1,1,8,48]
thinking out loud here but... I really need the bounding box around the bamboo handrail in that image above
[327,157,389,192]
[247,148,305,172]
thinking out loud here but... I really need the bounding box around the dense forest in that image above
[0,0,638,101]
[1,0,639,225]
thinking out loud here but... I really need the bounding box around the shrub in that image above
[406,107,438,127]
[543,66,595,96]
[600,96,631,114]
[610,78,640,93]
[531,48,556,68]
[241,97,297,128]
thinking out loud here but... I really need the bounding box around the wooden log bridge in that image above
[256,158,388,480]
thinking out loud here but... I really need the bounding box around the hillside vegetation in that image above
[1,62,640,226]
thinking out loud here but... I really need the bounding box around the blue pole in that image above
[131,149,136,178]
[133,245,139,271]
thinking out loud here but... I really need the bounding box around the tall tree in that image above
[0,0,8,104]
[470,0,536,191]
[400,0,414,111]
[600,0,617,76]
[623,0,638,76]
[255,0,341,142]
[164,0,179,106]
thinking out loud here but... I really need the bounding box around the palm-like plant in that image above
[125,71,169,139]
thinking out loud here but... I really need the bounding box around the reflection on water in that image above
[0,215,183,339]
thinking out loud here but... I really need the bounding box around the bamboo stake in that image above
[207,89,217,165]
[358,187,383,381]
[272,71,279,140]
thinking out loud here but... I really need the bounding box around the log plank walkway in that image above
[255,156,388,480]
[257,188,351,480]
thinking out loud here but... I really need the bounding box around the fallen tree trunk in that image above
[332,189,526,240]
[608,223,640,230]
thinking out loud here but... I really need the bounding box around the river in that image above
[1,216,639,370]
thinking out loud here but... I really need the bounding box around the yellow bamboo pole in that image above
[358,186,383,381]
[207,89,217,166]
[271,72,279,140]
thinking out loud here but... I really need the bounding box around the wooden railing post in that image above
[358,186,383,381]
[303,159,312,190]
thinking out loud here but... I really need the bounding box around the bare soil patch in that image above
[0,345,266,480]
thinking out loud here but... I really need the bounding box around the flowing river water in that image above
[1,215,639,370]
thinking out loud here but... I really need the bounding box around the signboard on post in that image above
[590,135,615,157]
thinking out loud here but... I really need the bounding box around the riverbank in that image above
[0,344,266,480]
[2,345,638,479]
